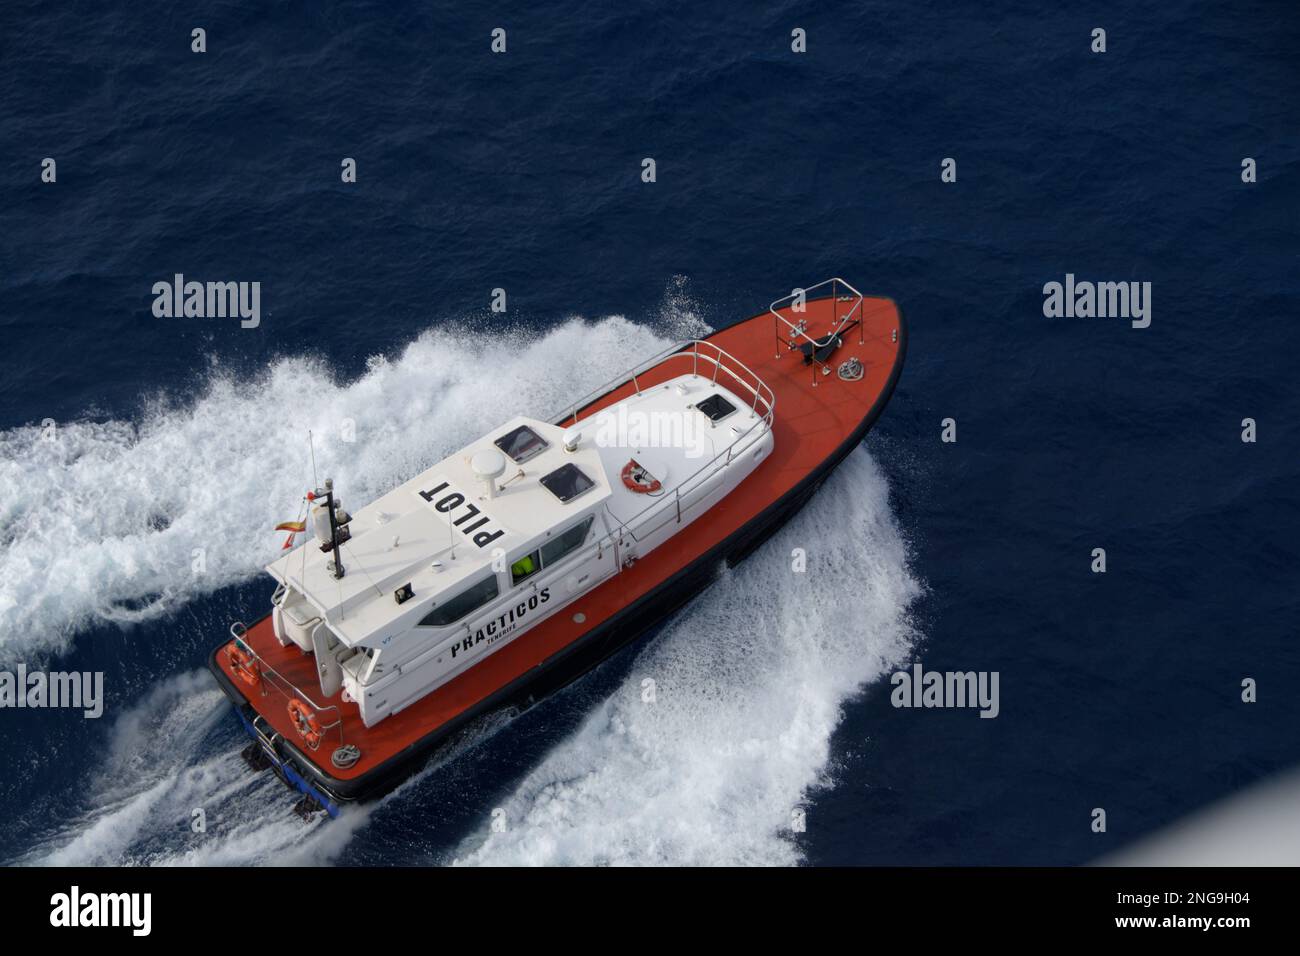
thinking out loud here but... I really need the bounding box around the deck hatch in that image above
[693,393,737,423]
[494,424,549,464]
[539,463,595,503]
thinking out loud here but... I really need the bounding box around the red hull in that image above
[211,294,904,801]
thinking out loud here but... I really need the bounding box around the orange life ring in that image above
[227,643,261,691]
[621,459,661,494]
[288,698,323,750]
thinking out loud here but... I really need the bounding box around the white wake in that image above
[7,292,918,866]
[453,449,920,866]
[0,309,706,663]
[15,670,370,866]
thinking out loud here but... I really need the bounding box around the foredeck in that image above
[217,291,904,784]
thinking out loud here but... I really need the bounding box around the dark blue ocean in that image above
[1,1,1297,865]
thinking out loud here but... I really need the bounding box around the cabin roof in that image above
[265,414,612,646]
[266,373,764,647]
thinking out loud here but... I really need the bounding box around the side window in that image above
[418,575,499,627]
[511,550,540,585]
[540,517,594,568]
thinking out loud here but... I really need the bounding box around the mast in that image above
[313,477,346,580]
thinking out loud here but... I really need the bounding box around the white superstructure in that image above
[265,342,774,726]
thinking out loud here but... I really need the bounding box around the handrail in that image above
[549,339,775,549]
[235,340,778,735]
[769,277,865,383]
[555,339,775,430]
[341,369,774,672]
[229,621,345,747]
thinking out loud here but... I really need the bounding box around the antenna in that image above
[309,430,319,490]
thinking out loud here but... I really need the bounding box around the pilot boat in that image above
[209,279,906,815]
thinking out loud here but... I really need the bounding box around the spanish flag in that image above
[276,519,307,550]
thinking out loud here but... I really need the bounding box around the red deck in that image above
[217,295,903,783]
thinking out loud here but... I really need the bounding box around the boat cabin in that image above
[265,367,774,726]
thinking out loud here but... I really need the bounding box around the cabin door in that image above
[311,624,345,698]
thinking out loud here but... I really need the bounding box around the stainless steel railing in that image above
[551,338,775,546]
[556,338,775,429]
[228,621,344,749]
[769,277,866,383]
[229,341,778,736]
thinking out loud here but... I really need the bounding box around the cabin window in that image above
[540,463,595,503]
[540,516,594,567]
[494,424,548,464]
[693,393,737,423]
[506,517,594,590]
[418,575,500,627]
[511,550,540,585]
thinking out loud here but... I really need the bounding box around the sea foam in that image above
[0,312,703,663]
[453,449,920,866]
